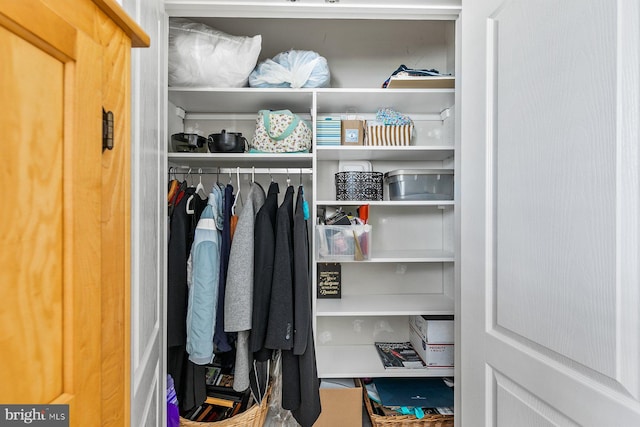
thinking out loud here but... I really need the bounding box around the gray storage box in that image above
[385,169,454,201]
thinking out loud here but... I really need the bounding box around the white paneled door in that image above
[460,0,640,426]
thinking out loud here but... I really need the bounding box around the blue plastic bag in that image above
[167,375,180,427]
[249,50,330,88]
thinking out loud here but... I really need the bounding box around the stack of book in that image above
[181,373,253,423]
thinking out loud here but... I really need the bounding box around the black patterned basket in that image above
[335,171,384,201]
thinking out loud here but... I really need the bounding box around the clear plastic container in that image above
[315,224,372,261]
[384,169,454,201]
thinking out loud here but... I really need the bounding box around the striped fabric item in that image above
[366,124,413,146]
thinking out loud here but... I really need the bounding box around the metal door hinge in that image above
[102,108,114,151]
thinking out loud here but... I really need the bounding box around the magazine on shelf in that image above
[374,341,426,369]
[385,75,455,89]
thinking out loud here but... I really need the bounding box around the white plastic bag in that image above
[249,50,330,88]
[263,351,298,427]
[168,18,262,87]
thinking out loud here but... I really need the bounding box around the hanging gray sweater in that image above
[224,182,266,391]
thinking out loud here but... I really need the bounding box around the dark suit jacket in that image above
[291,320,322,427]
[250,181,279,362]
[265,185,295,350]
[289,185,321,425]
[293,185,310,355]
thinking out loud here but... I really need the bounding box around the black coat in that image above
[167,186,192,348]
[167,185,207,348]
[265,185,295,350]
[290,186,322,426]
[250,181,279,361]
[167,186,207,412]
[293,185,311,355]
[291,320,321,427]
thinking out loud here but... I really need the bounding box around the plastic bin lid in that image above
[384,169,454,178]
[339,160,373,172]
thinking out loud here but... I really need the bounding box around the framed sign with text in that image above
[317,263,341,299]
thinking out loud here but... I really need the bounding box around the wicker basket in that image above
[359,380,453,427]
[180,386,271,427]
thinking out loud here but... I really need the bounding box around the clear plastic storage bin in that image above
[315,224,372,261]
[384,169,454,201]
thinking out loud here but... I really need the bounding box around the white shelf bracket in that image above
[440,108,451,121]
[175,106,186,119]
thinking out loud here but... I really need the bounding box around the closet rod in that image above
[170,167,313,175]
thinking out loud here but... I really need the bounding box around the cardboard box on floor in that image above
[313,378,362,427]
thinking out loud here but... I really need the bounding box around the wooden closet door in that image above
[0,1,103,425]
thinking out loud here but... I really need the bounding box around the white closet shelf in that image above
[316,200,454,207]
[168,87,454,115]
[370,249,455,262]
[317,249,454,263]
[168,152,313,168]
[168,87,313,114]
[315,145,454,161]
[316,345,454,379]
[315,88,454,115]
[165,2,461,21]
[315,294,454,317]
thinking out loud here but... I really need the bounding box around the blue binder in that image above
[373,378,453,408]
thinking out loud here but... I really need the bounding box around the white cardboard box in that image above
[409,315,454,344]
[409,325,454,367]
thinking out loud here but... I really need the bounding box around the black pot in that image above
[171,133,207,153]
[207,130,247,153]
